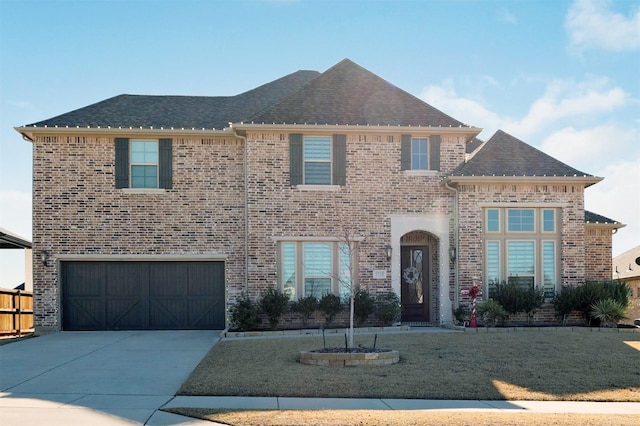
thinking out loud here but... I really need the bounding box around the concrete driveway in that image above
[0,331,220,425]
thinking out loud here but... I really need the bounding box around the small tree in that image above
[229,293,260,331]
[291,294,318,327]
[258,287,290,330]
[318,293,342,327]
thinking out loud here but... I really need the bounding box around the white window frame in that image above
[411,137,429,170]
[483,207,560,301]
[278,239,356,300]
[303,136,332,185]
[130,139,159,188]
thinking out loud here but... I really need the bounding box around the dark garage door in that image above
[61,261,225,330]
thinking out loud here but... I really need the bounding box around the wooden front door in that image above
[400,246,429,322]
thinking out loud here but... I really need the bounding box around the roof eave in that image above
[445,175,604,187]
[15,126,233,142]
[231,122,482,138]
[585,221,626,229]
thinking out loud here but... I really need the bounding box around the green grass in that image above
[178,329,640,401]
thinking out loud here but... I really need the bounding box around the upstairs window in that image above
[401,134,441,171]
[303,136,332,185]
[130,140,158,188]
[115,138,172,189]
[289,134,346,186]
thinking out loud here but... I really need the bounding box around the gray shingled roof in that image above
[27,70,320,130]
[453,129,593,178]
[585,211,622,225]
[249,59,468,127]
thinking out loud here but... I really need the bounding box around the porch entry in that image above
[400,231,437,323]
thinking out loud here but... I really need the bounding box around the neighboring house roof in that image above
[25,70,320,130]
[0,227,32,249]
[585,211,624,227]
[613,245,640,280]
[249,59,469,128]
[451,129,599,184]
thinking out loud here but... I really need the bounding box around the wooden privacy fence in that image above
[0,288,34,337]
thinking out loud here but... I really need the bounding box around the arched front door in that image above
[401,245,429,322]
[400,231,437,323]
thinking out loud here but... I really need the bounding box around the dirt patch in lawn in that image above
[164,408,639,426]
[179,330,640,401]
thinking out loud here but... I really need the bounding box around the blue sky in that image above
[0,0,638,287]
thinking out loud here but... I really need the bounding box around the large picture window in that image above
[279,240,354,300]
[484,207,560,300]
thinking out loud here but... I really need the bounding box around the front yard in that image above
[178,328,640,402]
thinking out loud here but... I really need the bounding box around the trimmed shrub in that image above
[258,287,290,330]
[318,293,342,327]
[353,288,375,327]
[229,293,260,331]
[492,280,544,324]
[375,292,401,326]
[453,305,470,326]
[556,280,631,326]
[291,295,318,327]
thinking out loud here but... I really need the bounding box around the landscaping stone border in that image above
[221,325,410,338]
[458,326,639,333]
[298,349,400,366]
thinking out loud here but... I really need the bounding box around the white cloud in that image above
[506,78,628,138]
[584,158,640,257]
[566,0,640,52]
[420,80,503,137]
[496,8,517,24]
[540,124,637,171]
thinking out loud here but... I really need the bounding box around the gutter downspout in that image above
[443,178,459,312]
[233,127,249,295]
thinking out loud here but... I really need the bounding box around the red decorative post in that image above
[468,277,481,328]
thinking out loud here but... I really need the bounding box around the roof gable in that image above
[248,59,467,128]
[453,129,594,178]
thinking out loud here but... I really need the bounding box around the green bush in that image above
[318,293,342,327]
[291,294,318,327]
[590,298,627,327]
[453,305,470,326]
[478,299,508,327]
[492,280,544,324]
[258,287,290,330]
[229,292,260,331]
[375,292,401,326]
[354,288,375,327]
[555,280,630,326]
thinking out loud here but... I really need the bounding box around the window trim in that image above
[130,139,159,189]
[278,239,357,300]
[303,135,332,185]
[411,137,429,170]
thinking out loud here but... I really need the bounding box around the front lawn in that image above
[178,329,640,402]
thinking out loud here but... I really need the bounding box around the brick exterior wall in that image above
[29,130,609,329]
[32,134,246,329]
[584,225,614,281]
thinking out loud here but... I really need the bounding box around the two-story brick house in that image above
[15,59,623,331]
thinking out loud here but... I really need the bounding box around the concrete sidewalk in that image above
[163,395,640,414]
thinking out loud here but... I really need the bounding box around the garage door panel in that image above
[62,261,225,330]
[63,299,104,330]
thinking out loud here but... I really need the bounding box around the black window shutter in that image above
[332,134,346,186]
[400,134,411,170]
[429,135,441,171]
[290,133,303,185]
[159,138,173,189]
[115,138,129,188]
